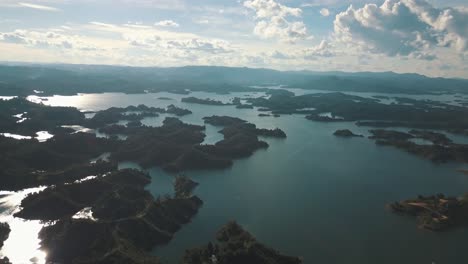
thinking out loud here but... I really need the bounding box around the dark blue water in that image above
[40,91,468,264]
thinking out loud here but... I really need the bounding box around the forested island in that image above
[1,63,468,263]
[181,97,229,106]
[0,96,297,263]
[182,221,302,264]
[389,193,468,231]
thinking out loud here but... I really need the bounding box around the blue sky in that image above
[0,0,467,78]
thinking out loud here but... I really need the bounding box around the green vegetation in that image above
[333,129,363,138]
[182,221,302,264]
[0,97,84,136]
[389,194,468,231]
[15,169,203,264]
[182,97,229,106]
[369,129,468,163]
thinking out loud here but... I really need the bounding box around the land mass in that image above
[369,129,468,163]
[333,129,363,138]
[182,221,302,264]
[1,64,468,96]
[181,97,229,106]
[15,169,202,264]
[388,193,468,231]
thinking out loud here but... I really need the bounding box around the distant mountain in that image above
[0,63,467,96]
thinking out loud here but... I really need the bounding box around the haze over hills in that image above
[0,63,468,96]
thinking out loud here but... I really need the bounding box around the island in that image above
[388,193,468,231]
[203,115,286,138]
[333,129,363,138]
[235,104,254,109]
[0,132,119,191]
[0,223,10,249]
[0,98,287,190]
[166,104,192,116]
[182,221,302,264]
[245,92,468,134]
[368,129,468,163]
[96,115,284,172]
[0,97,85,136]
[174,175,199,198]
[87,104,192,128]
[15,169,203,264]
[181,97,229,106]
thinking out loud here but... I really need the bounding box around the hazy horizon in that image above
[1,0,467,78]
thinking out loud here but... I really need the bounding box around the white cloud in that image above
[268,40,335,61]
[244,0,308,43]
[86,21,234,55]
[304,40,334,58]
[0,29,102,51]
[155,20,180,28]
[18,2,60,12]
[402,0,468,52]
[320,8,330,17]
[334,0,468,59]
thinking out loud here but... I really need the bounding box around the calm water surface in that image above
[2,90,468,264]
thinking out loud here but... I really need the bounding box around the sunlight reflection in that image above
[72,207,97,221]
[0,187,47,264]
[0,133,32,140]
[0,132,54,142]
[35,131,54,142]
[0,96,16,101]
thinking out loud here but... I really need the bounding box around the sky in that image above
[0,0,467,78]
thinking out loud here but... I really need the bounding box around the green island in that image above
[181,97,230,106]
[368,129,468,163]
[182,221,302,264]
[0,96,299,263]
[333,129,363,138]
[16,169,202,263]
[389,194,468,231]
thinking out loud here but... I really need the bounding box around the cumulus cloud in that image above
[320,8,330,17]
[88,21,234,55]
[0,29,100,51]
[244,0,308,43]
[304,40,335,58]
[402,0,468,52]
[268,40,335,60]
[154,20,180,28]
[0,31,28,44]
[166,39,232,54]
[334,0,468,59]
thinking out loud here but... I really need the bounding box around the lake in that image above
[2,89,468,264]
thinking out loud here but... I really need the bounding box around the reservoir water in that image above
[2,89,468,264]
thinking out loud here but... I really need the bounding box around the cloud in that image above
[320,8,330,17]
[304,40,335,58]
[155,20,180,28]
[334,0,468,59]
[244,0,308,43]
[268,40,335,60]
[18,2,60,12]
[270,50,291,59]
[0,29,101,51]
[87,21,233,55]
[166,39,232,53]
[402,0,468,52]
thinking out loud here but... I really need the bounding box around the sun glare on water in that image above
[0,188,47,264]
